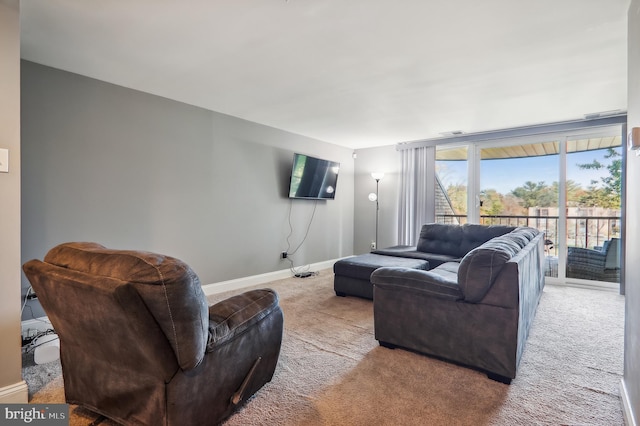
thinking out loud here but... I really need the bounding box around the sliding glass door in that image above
[434,125,623,288]
[564,136,622,284]
[478,139,560,278]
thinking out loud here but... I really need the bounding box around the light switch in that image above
[0,148,8,173]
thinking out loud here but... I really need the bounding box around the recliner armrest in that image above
[207,289,280,350]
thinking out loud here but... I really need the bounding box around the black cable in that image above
[22,329,58,352]
[287,199,318,256]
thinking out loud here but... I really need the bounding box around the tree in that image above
[576,148,621,209]
[559,180,586,206]
[501,193,527,215]
[479,189,504,216]
[510,181,549,209]
[445,183,468,215]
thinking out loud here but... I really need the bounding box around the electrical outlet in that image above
[371,241,376,250]
[281,251,288,259]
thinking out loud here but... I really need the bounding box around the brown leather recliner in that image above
[22,242,284,425]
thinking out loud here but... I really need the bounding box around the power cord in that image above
[284,199,318,256]
[22,329,57,353]
[21,286,57,351]
[21,286,48,325]
[20,286,37,315]
[283,199,319,277]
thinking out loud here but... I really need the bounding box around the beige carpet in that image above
[28,269,625,425]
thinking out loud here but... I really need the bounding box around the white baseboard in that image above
[20,257,343,324]
[545,278,620,293]
[202,257,343,296]
[621,379,637,426]
[0,380,28,403]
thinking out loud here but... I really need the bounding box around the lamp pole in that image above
[374,177,380,248]
[370,172,384,250]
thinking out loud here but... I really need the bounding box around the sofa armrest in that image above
[207,289,281,350]
[371,267,463,301]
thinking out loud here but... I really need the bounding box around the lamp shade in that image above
[368,193,377,202]
[371,172,385,181]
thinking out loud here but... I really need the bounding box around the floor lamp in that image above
[368,172,384,250]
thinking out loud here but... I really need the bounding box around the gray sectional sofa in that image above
[370,224,545,383]
[334,223,518,299]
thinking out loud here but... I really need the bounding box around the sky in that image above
[437,148,619,195]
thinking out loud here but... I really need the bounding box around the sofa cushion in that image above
[371,266,463,301]
[511,227,538,241]
[430,261,461,280]
[459,224,516,256]
[334,253,429,281]
[604,238,621,269]
[416,223,515,258]
[458,234,521,303]
[416,223,463,257]
[502,232,529,248]
[373,246,460,268]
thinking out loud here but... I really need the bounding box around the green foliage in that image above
[446,183,468,215]
[510,181,555,208]
[479,189,504,216]
[576,148,621,209]
[441,148,622,214]
[508,180,584,209]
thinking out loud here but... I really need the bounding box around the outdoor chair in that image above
[566,237,620,282]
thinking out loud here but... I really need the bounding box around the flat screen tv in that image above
[288,153,340,200]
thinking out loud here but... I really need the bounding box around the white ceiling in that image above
[19,0,630,149]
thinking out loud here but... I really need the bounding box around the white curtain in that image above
[397,146,435,245]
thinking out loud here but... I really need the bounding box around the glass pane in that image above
[436,146,467,224]
[565,140,622,283]
[479,140,560,278]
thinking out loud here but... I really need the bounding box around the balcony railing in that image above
[436,214,621,251]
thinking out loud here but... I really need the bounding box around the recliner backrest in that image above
[39,242,209,371]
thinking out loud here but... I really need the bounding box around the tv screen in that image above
[288,153,340,200]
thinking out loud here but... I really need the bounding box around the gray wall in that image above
[20,61,354,320]
[624,0,640,423]
[0,0,25,400]
[353,145,400,254]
